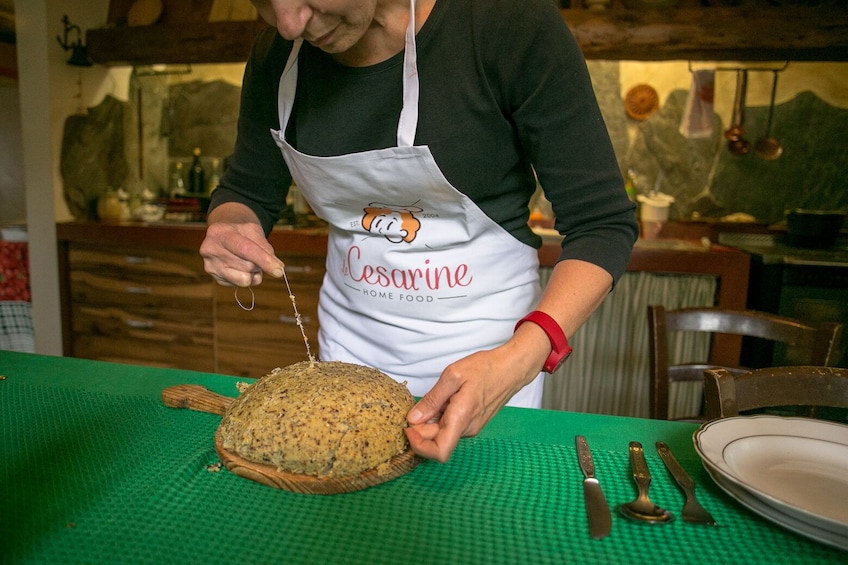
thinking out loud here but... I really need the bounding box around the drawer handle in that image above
[126,286,153,294]
[285,265,312,274]
[279,315,312,325]
[124,256,152,265]
[126,320,154,329]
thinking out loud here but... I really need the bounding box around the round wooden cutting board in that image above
[162,384,421,494]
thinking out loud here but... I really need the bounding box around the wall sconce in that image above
[56,15,93,67]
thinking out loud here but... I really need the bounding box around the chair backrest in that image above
[647,305,843,420]
[703,366,848,420]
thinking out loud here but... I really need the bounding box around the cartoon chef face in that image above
[362,204,422,244]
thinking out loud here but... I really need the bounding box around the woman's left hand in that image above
[404,259,614,462]
[404,333,546,462]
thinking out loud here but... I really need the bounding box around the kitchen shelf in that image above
[86,6,848,65]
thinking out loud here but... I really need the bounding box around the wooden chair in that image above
[647,305,843,421]
[703,366,848,421]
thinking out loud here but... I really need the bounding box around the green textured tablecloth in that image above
[1,351,845,564]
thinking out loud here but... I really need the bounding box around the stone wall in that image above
[60,62,848,225]
[591,62,848,225]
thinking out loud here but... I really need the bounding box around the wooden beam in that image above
[87,19,269,66]
[86,6,848,66]
[563,7,848,61]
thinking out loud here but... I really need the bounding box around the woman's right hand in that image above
[200,202,285,287]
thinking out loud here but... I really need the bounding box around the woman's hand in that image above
[405,259,614,463]
[404,328,548,463]
[200,202,285,287]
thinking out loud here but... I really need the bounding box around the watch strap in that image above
[514,311,573,373]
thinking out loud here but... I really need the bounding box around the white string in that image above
[232,269,315,363]
[234,286,255,311]
[282,268,315,364]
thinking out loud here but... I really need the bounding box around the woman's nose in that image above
[270,2,312,40]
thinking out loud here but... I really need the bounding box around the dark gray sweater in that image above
[210,0,638,283]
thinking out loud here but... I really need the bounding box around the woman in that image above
[200,0,639,462]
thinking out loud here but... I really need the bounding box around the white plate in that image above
[702,463,848,551]
[695,416,848,540]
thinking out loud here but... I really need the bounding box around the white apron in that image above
[270,0,544,407]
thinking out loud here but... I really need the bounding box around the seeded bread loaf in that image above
[218,361,414,479]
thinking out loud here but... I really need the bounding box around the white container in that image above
[637,192,675,222]
[0,224,28,242]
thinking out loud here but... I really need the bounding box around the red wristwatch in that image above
[514,311,573,373]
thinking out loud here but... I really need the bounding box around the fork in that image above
[655,442,717,526]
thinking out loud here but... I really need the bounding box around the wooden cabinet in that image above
[66,243,215,371]
[216,254,324,378]
[57,222,329,378]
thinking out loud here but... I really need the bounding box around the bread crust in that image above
[219,361,414,479]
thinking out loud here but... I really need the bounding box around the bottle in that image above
[188,147,205,194]
[207,158,222,194]
[169,162,186,198]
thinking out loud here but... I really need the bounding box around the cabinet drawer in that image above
[217,342,316,379]
[69,243,212,306]
[59,228,329,376]
[72,334,215,372]
[72,304,213,340]
[215,263,323,378]
[70,304,213,371]
[275,254,326,284]
[69,270,213,309]
[69,244,206,276]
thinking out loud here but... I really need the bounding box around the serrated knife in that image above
[575,435,612,539]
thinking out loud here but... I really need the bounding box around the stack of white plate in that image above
[694,415,848,551]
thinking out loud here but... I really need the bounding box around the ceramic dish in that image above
[694,416,848,542]
[701,463,848,551]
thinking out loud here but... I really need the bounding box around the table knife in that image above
[575,435,612,539]
[655,442,717,525]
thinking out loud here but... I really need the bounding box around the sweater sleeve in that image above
[484,0,638,283]
[208,27,293,236]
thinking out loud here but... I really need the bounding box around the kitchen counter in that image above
[3,350,846,564]
[534,225,751,311]
[55,221,330,257]
[718,232,848,268]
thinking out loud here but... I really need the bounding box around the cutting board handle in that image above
[161,384,233,416]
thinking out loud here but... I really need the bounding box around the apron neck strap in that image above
[396,0,419,147]
[277,1,420,148]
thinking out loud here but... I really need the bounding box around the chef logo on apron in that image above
[343,200,472,306]
[361,202,423,243]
